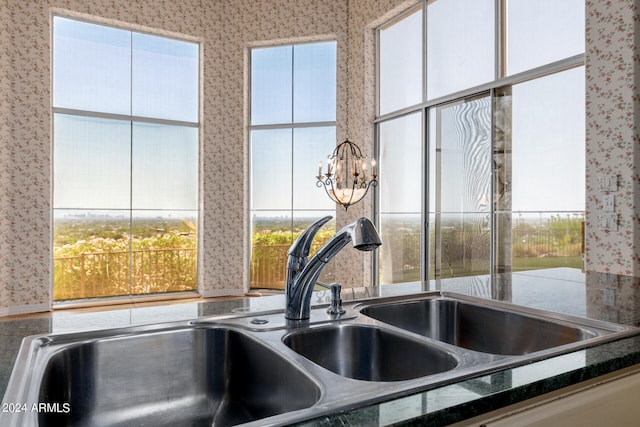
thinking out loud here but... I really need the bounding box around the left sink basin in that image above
[283,324,458,382]
[29,326,320,427]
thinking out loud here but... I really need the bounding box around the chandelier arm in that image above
[318,176,340,204]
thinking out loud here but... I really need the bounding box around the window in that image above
[377,6,425,285]
[426,0,494,99]
[505,0,584,75]
[376,1,585,284]
[428,95,493,279]
[52,16,199,300]
[495,68,585,273]
[379,112,423,284]
[249,41,336,289]
[378,7,423,115]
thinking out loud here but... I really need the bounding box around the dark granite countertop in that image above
[2,268,640,425]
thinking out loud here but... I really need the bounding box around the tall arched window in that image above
[249,41,337,289]
[52,16,199,300]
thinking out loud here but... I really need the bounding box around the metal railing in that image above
[250,242,336,290]
[54,248,197,300]
[250,244,290,289]
[380,217,585,282]
[54,217,584,298]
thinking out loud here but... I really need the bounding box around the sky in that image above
[53,1,586,221]
[53,16,199,217]
[380,0,585,215]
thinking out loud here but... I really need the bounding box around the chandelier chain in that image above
[345,0,350,140]
[314,0,377,211]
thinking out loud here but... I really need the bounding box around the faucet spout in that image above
[285,217,382,320]
[286,216,333,293]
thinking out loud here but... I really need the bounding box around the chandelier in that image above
[315,0,377,211]
[316,139,377,210]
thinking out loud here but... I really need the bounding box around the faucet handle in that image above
[288,215,332,258]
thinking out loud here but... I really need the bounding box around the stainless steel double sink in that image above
[2,292,638,426]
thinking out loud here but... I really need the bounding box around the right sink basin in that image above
[283,323,458,381]
[359,297,599,356]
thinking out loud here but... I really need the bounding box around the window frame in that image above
[374,0,585,286]
[51,14,201,300]
[247,40,337,290]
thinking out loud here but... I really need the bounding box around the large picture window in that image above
[249,41,336,289]
[376,1,585,285]
[52,16,199,300]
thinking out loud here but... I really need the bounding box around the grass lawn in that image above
[511,256,583,271]
[392,256,584,282]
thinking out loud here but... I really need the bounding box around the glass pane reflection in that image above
[379,7,423,115]
[429,95,492,279]
[53,114,131,210]
[132,33,199,122]
[293,42,337,123]
[250,129,292,210]
[430,213,491,279]
[53,16,131,115]
[293,127,336,210]
[509,212,585,272]
[380,214,421,284]
[506,0,584,75]
[379,112,422,213]
[427,0,494,100]
[510,68,585,212]
[379,112,423,285]
[132,123,198,210]
[251,46,293,125]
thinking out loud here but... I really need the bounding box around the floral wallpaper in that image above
[586,271,640,326]
[0,0,413,316]
[585,0,639,276]
[1,0,57,316]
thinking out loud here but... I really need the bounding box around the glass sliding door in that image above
[429,95,492,279]
[504,67,586,271]
[378,112,423,284]
[376,0,585,287]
